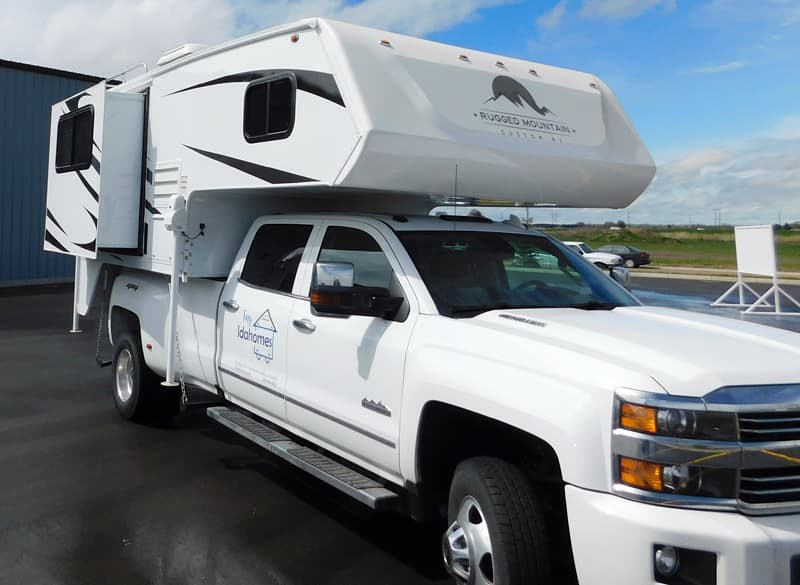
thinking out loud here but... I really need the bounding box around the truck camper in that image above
[44,18,800,585]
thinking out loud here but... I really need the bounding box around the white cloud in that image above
[769,115,800,140]
[578,0,676,20]
[661,149,731,176]
[594,134,800,225]
[481,127,800,226]
[537,1,568,29]
[0,0,512,76]
[683,60,745,75]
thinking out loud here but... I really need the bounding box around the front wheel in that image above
[442,457,550,585]
[113,333,179,422]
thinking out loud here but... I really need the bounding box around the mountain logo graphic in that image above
[484,75,555,117]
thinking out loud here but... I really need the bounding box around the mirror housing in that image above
[610,266,631,289]
[311,262,404,319]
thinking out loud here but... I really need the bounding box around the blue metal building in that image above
[0,59,101,286]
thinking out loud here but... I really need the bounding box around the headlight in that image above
[619,402,737,441]
[613,391,740,507]
[617,456,738,499]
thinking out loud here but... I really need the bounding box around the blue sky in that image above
[431,0,800,156]
[426,0,800,225]
[4,0,798,224]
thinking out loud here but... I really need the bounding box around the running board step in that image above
[207,406,401,510]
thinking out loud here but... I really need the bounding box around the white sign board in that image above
[734,225,777,277]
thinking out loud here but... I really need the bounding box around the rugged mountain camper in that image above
[44,18,800,585]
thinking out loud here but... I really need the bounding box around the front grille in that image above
[738,412,800,442]
[740,466,800,505]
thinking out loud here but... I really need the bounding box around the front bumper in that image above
[566,485,800,585]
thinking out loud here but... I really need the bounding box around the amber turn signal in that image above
[620,403,657,434]
[619,457,663,491]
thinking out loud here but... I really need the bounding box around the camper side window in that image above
[55,106,94,173]
[243,74,295,142]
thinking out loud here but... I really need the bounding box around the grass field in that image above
[543,227,800,271]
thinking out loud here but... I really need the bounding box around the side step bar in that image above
[207,406,401,511]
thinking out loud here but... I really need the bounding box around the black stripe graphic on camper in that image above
[44,227,96,254]
[185,145,316,184]
[76,171,99,202]
[66,92,90,111]
[44,229,69,253]
[46,209,65,234]
[74,239,96,252]
[145,201,161,215]
[168,69,345,107]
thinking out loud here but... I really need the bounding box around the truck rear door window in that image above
[241,224,313,293]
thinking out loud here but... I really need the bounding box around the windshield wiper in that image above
[570,301,618,310]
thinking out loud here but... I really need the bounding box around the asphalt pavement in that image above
[0,285,446,585]
[1,279,799,585]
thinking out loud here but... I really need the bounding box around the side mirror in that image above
[610,266,631,289]
[315,261,354,287]
[311,262,404,319]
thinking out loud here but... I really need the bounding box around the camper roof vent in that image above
[157,44,207,67]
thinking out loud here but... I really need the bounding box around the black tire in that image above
[112,332,179,422]
[444,457,550,585]
[624,258,636,268]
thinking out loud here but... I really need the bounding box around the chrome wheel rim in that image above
[115,348,134,403]
[442,496,494,585]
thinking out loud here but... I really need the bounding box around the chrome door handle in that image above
[292,318,316,333]
[222,300,239,311]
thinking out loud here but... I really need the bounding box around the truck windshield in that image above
[397,230,638,317]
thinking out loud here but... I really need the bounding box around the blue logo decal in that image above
[237,309,277,362]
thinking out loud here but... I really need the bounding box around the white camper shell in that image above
[45,17,654,284]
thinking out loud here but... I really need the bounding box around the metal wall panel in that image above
[0,62,100,285]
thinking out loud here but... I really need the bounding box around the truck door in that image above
[285,221,417,475]
[217,220,318,423]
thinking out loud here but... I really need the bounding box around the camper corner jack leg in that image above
[162,194,188,387]
[70,257,82,333]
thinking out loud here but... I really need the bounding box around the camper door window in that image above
[243,74,296,143]
[55,106,94,173]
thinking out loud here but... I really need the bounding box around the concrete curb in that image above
[632,270,800,284]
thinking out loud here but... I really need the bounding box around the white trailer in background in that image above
[43,18,800,585]
[712,224,800,315]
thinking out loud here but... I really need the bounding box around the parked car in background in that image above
[563,241,623,269]
[596,244,651,268]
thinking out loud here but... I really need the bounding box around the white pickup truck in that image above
[108,212,800,585]
[42,16,800,585]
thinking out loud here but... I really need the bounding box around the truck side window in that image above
[317,227,396,290]
[55,105,94,173]
[241,224,313,293]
